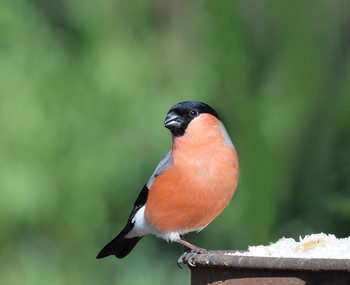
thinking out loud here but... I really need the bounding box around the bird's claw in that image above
[177,252,186,269]
[185,252,197,267]
[177,248,207,269]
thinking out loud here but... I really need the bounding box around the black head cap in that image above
[164,101,220,137]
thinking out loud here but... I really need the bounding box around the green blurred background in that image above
[1,0,350,284]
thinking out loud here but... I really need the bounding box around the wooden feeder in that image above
[183,250,350,285]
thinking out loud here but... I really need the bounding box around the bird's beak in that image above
[164,112,181,129]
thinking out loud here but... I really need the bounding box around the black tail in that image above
[96,223,142,259]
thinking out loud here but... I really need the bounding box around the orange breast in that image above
[145,115,239,233]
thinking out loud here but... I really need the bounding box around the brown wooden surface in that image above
[184,251,350,285]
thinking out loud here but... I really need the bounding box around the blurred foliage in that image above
[1,0,350,284]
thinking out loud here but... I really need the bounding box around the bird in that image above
[96,101,239,265]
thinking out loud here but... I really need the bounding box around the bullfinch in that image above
[97,101,239,264]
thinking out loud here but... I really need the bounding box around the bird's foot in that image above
[177,247,207,269]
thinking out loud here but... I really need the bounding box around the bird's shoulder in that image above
[128,150,173,220]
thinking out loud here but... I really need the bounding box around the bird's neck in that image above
[171,115,234,156]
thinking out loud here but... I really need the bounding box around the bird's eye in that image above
[189,109,198,117]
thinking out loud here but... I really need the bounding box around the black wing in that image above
[96,150,173,259]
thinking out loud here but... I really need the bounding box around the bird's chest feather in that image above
[145,145,238,232]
